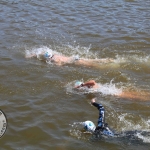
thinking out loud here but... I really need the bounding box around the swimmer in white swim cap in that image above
[83,121,96,132]
[26,50,114,66]
[83,98,114,137]
[74,81,84,88]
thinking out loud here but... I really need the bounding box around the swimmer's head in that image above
[44,52,53,59]
[83,121,96,132]
[75,81,83,87]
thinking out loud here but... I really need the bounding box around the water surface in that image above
[0,0,150,149]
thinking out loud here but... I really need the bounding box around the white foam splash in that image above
[25,46,59,59]
[69,122,92,139]
[136,132,150,143]
[62,44,96,59]
[93,82,122,96]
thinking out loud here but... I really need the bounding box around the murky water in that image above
[0,0,150,149]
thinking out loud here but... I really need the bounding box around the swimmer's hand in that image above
[91,98,96,103]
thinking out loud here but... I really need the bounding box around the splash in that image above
[69,122,92,140]
[59,43,95,59]
[93,82,122,96]
[136,132,150,143]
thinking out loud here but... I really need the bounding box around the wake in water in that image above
[116,113,150,143]
[115,54,150,64]
[115,54,150,73]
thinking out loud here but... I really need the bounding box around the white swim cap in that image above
[75,81,83,87]
[83,121,96,132]
[44,52,53,58]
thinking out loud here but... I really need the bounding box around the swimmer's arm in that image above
[74,80,95,88]
[82,80,96,87]
[91,98,105,130]
[91,98,103,110]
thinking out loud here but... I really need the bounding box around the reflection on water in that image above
[0,0,150,149]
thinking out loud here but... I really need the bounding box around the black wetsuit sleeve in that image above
[92,102,105,129]
[92,102,100,109]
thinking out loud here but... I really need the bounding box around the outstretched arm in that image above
[91,98,105,129]
[83,80,96,87]
[91,98,114,136]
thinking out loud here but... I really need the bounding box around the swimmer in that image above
[82,98,150,141]
[26,51,114,66]
[74,80,99,89]
[74,80,150,101]
[83,98,114,137]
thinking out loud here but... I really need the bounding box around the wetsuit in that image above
[92,102,114,137]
